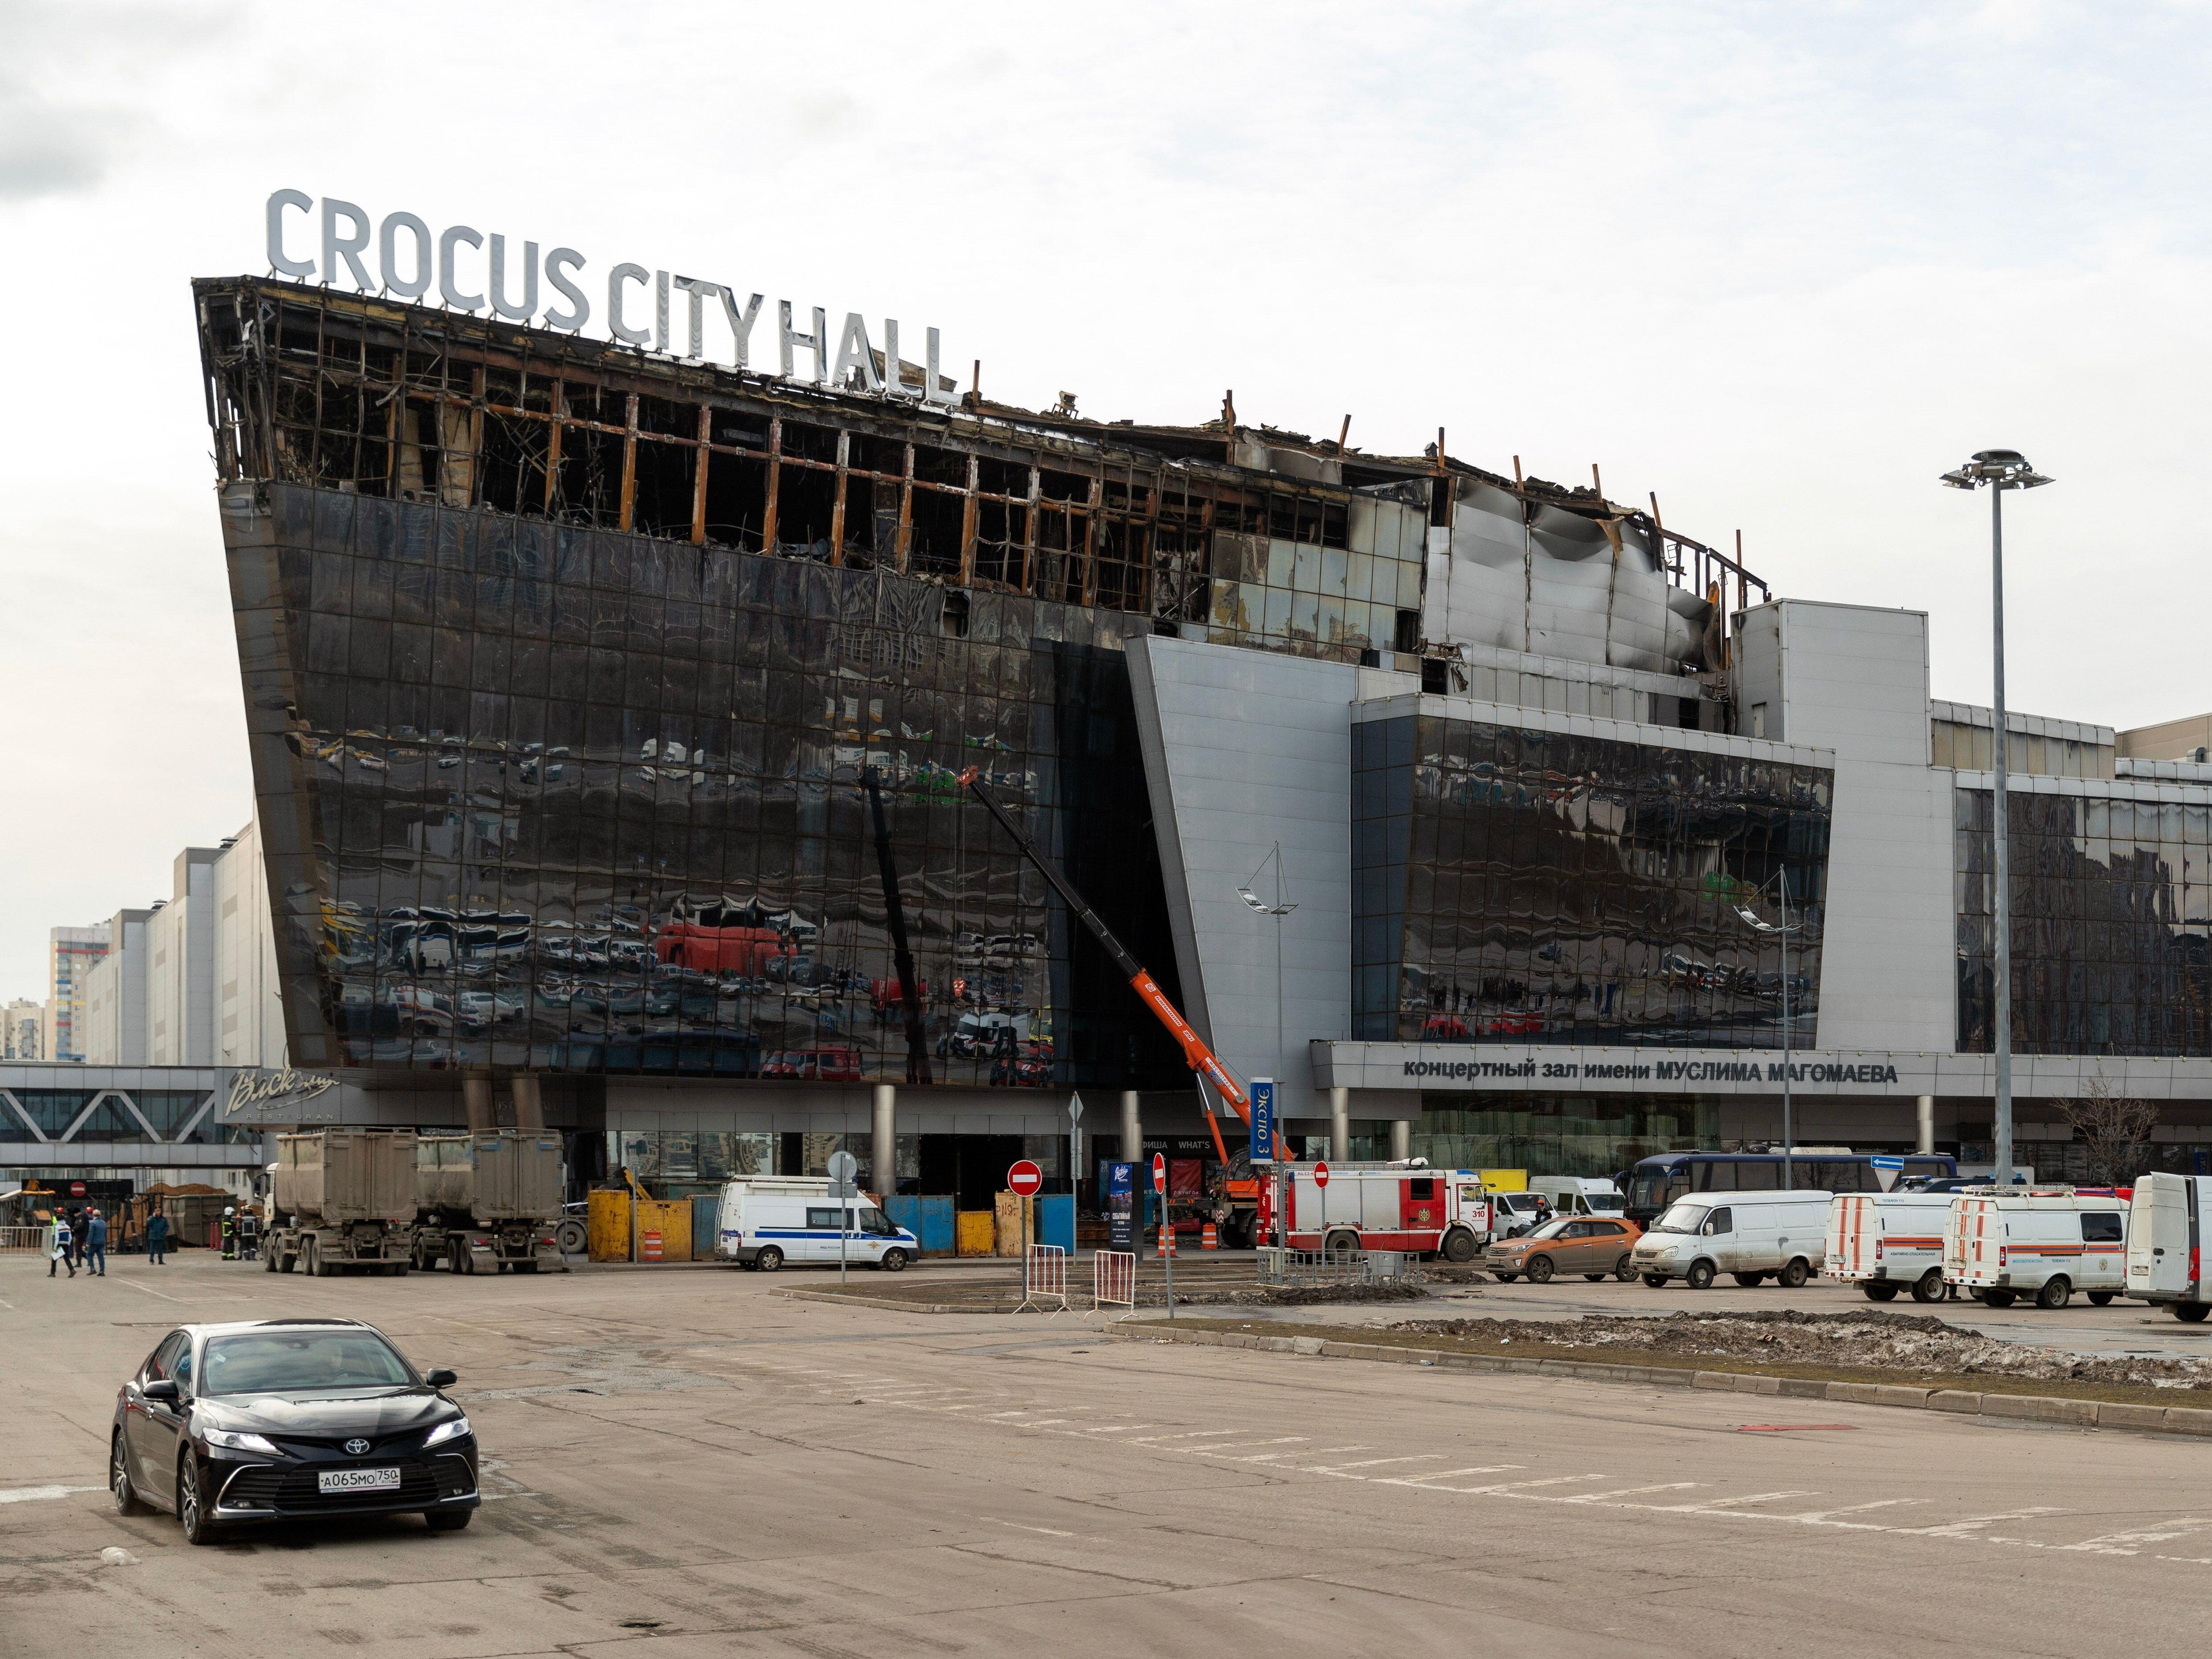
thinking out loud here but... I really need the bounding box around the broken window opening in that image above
[554,423,625,525]
[776,463,837,558]
[908,486,965,580]
[631,437,698,540]
[702,451,769,552]
[636,394,693,437]
[479,411,551,516]
[973,499,1028,588]
[1040,468,1089,504]
[710,408,771,450]
[941,592,971,638]
[782,422,840,465]
[840,475,897,567]
[912,444,967,488]
[976,456,1029,497]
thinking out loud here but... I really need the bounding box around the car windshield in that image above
[1585,1194,1625,1212]
[1499,1194,1537,1211]
[202,1331,416,1395]
[1523,1218,1575,1240]
[1650,1202,1711,1235]
[857,1207,896,1237]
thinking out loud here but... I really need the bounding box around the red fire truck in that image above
[1274,1164,1496,1261]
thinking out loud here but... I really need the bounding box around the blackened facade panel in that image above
[1357,711,1832,1047]
[225,483,1184,1089]
[1956,788,2212,1056]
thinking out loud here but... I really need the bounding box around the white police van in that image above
[714,1176,917,1272]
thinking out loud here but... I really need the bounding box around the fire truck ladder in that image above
[957,767,1257,1166]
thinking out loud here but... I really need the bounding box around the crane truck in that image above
[959,768,1281,1245]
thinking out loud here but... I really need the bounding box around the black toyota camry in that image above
[110,1318,479,1543]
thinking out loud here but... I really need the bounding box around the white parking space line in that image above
[1310,1453,1450,1472]
[1219,1445,1371,1464]
[1900,1508,2067,1536]
[1563,1483,1704,1503]
[2059,1519,2212,1554]
[1373,1465,1526,1488]
[111,1278,190,1304]
[0,1486,103,1504]
[1660,1490,1817,1512]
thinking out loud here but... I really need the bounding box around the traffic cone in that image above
[1200,1222,1219,1250]
[1158,1224,1177,1257]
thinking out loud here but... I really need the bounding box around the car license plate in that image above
[318,1467,400,1494]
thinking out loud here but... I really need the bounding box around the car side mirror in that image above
[425,1368,458,1388]
[142,1379,179,1403]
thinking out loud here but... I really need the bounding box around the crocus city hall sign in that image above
[264,190,958,405]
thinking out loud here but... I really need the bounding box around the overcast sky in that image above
[3,0,2207,999]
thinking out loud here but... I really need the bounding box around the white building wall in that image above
[1738,600,1955,1053]
[78,908,152,1066]
[146,849,219,1067]
[213,819,287,1068]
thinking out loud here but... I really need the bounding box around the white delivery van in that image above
[1944,1188,2126,1309]
[1529,1176,1627,1217]
[1825,1190,1955,1303]
[2126,1173,2212,1321]
[1630,1189,1833,1289]
[714,1177,918,1272]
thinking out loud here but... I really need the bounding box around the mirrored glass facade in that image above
[1354,712,1832,1046]
[1956,787,2212,1055]
[1411,1094,1719,1176]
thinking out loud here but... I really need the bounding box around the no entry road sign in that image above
[1313,1161,1331,1188]
[1152,1153,1168,1194]
[1007,1159,1043,1197]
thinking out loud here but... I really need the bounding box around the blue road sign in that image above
[1250,1078,1275,1163]
[1869,1156,1904,1171]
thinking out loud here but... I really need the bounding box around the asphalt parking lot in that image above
[6,1247,2212,1658]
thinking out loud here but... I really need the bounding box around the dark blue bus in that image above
[1621,1151,1959,1226]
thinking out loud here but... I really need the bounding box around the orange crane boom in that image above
[957,767,1259,1165]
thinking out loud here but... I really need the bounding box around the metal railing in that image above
[1256,1246,1423,1290]
[0,1225,48,1253]
[1020,1243,1069,1314]
[1093,1248,1136,1312]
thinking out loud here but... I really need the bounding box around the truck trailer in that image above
[410,1132,568,1273]
[266,1129,418,1276]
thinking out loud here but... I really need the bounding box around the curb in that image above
[1105,1324,2212,1439]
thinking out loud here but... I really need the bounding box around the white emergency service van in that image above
[1825,1190,1955,1302]
[1629,1189,1832,1289]
[1529,1176,1627,1217]
[1943,1188,2126,1309]
[714,1176,918,1271]
[2126,1172,2212,1321]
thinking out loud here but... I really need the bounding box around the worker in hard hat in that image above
[221,1206,238,1261]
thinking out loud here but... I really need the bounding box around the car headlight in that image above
[424,1416,472,1448]
[203,1427,278,1455]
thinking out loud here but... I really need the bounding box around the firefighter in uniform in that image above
[221,1206,238,1260]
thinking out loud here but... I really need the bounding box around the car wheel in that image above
[1778,1258,1810,1289]
[111,1431,146,1516]
[1613,1255,1635,1282]
[1686,1260,1715,1290]
[1982,1288,2017,1308]
[2176,1303,2210,1323]
[1442,1229,1478,1264]
[1860,1281,1900,1302]
[1642,1274,1668,1288]
[1584,1272,1606,1282]
[425,1509,472,1532]
[1527,1255,1555,1284]
[177,1454,217,1546]
[1912,1270,1944,1303]
[1491,1272,1518,1283]
[2037,1277,2071,1310]
[1732,1272,1766,1287]
[879,1248,908,1272]
[2087,1291,2115,1306]
[755,1245,784,1272]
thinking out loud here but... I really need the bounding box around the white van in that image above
[1825,1190,1955,1302]
[2126,1173,2212,1321]
[714,1177,918,1272]
[1630,1189,1832,1289]
[1529,1176,1627,1218]
[1944,1188,2126,1309]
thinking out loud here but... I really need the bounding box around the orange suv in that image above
[1484,1215,1643,1283]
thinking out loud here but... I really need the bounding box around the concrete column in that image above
[872,1084,896,1197]
[462,1075,495,1134]
[510,1074,544,1131]
[1120,1090,1142,1164]
[1330,1086,1351,1163]
[1917,1096,1935,1156]
[1389,1119,1411,1162]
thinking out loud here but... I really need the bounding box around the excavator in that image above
[958,767,1281,1245]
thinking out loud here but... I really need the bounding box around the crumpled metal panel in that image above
[1425,484,1714,674]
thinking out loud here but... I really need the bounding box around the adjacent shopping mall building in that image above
[125,272,2212,1210]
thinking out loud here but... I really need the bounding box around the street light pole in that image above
[1734,874,1804,1188]
[1238,843,1297,1093]
[1941,451,2052,1190]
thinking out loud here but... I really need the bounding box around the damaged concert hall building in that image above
[192,260,2212,1211]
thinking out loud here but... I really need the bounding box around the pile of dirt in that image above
[1388,1309,2212,1391]
[1225,1282,1429,1307]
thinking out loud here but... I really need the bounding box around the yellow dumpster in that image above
[588,1190,632,1262]
[956,1210,995,1256]
[993,1190,1031,1256]
[635,1197,691,1263]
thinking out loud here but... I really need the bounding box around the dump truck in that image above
[266,1129,418,1276]
[410,1131,569,1273]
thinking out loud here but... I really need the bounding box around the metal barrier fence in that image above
[1093,1248,1136,1312]
[1020,1244,1069,1313]
[0,1225,48,1253]
[1256,1246,1423,1290]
